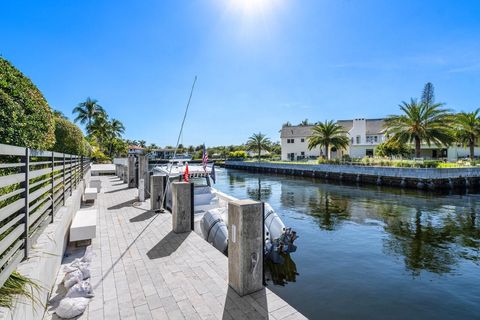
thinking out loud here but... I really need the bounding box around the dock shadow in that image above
[146,231,189,259]
[104,187,129,194]
[222,287,268,319]
[108,199,136,210]
[130,210,157,222]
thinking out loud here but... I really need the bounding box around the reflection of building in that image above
[280,119,480,161]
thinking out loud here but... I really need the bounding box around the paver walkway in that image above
[45,176,307,319]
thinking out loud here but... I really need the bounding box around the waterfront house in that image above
[280,119,480,161]
[127,145,145,156]
[280,119,387,160]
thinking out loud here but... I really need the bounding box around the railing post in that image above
[50,151,55,222]
[227,199,264,296]
[21,148,30,258]
[70,154,73,195]
[81,155,84,178]
[62,153,66,205]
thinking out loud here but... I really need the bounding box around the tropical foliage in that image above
[72,98,127,159]
[246,132,271,162]
[52,116,90,155]
[307,120,350,160]
[455,109,480,160]
[375,139,412,158]
[72,97,105,132]
[384,99,454,158]
[0,57,55,149]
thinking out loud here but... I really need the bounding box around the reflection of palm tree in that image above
[383,208,457,275]
[246,178,272,201]
[308,191,349,230]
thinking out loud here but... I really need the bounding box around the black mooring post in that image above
[190,182,194,231]
[262,202,266,286]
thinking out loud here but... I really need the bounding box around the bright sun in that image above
[229,0,277,16]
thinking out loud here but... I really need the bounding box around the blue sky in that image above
[2,0,480,146]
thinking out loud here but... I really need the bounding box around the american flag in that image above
[202,144,208,171]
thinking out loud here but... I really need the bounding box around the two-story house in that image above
[280,119,386,161]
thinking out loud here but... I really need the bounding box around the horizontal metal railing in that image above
[0,143,90,288]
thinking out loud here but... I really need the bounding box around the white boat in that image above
[152,161,297,262]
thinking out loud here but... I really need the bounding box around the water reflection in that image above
[307,191,349,231]
[275,178,480,275]
[246,178,272,202]
[265,253,298,286]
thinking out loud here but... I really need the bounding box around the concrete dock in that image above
[45,176,307,320]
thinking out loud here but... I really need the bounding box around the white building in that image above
[127,145,145,157]
[280,118,480,161]
[280,119,386,161]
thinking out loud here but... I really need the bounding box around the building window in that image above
[301,151,305,156]
[356,136,361,144]
[287,139,295,144]
[301,138,305,143]
[374,136,378,143]
[366,149,374,157]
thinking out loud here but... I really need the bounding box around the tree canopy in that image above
[0,57,55,149]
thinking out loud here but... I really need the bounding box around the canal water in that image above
[213,168,480,320]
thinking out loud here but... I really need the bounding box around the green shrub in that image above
[52,117,88,156]
[228,150,247,159]
[0,57,55,149]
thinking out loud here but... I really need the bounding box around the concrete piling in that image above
[151,175,166,210]
[122,166,128,183]
[227,199,264,296]
[138,156,150,199]
[171,182,192,233]
[128,157,136,188]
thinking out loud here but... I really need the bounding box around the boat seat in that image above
[83,188,98,202]
[70,209,97,242]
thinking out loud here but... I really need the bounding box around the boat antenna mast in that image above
[158,76,197,212]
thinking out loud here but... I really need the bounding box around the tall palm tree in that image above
[455,109,480,160]
[88,112,111,147]
[385,99,454,158]
[72,97,105,133]
[107,119,125,156]
[246,132,271,162]
[307,120,350,160]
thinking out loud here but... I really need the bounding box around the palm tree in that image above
[72,97,105,133]
[455,109,480,160]
[299,119,310,126]
[246,132,271,162]
[107,119,125,156]
[307,120,350,160]
[384,99,454,158]
[138,140,147,148]
[89,112,110,144]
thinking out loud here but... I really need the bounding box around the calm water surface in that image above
[213,168,480,320]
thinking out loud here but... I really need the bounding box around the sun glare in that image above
[229,0,277,16]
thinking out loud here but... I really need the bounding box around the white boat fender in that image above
[264,203,286,240]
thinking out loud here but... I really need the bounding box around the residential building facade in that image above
[280,119,387,161]
[280,118,480,161]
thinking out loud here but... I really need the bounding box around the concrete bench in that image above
[83,187,98,202]
[90,179,102,192]
[70,209,97,242]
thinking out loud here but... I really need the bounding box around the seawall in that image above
[223,161,480,190]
